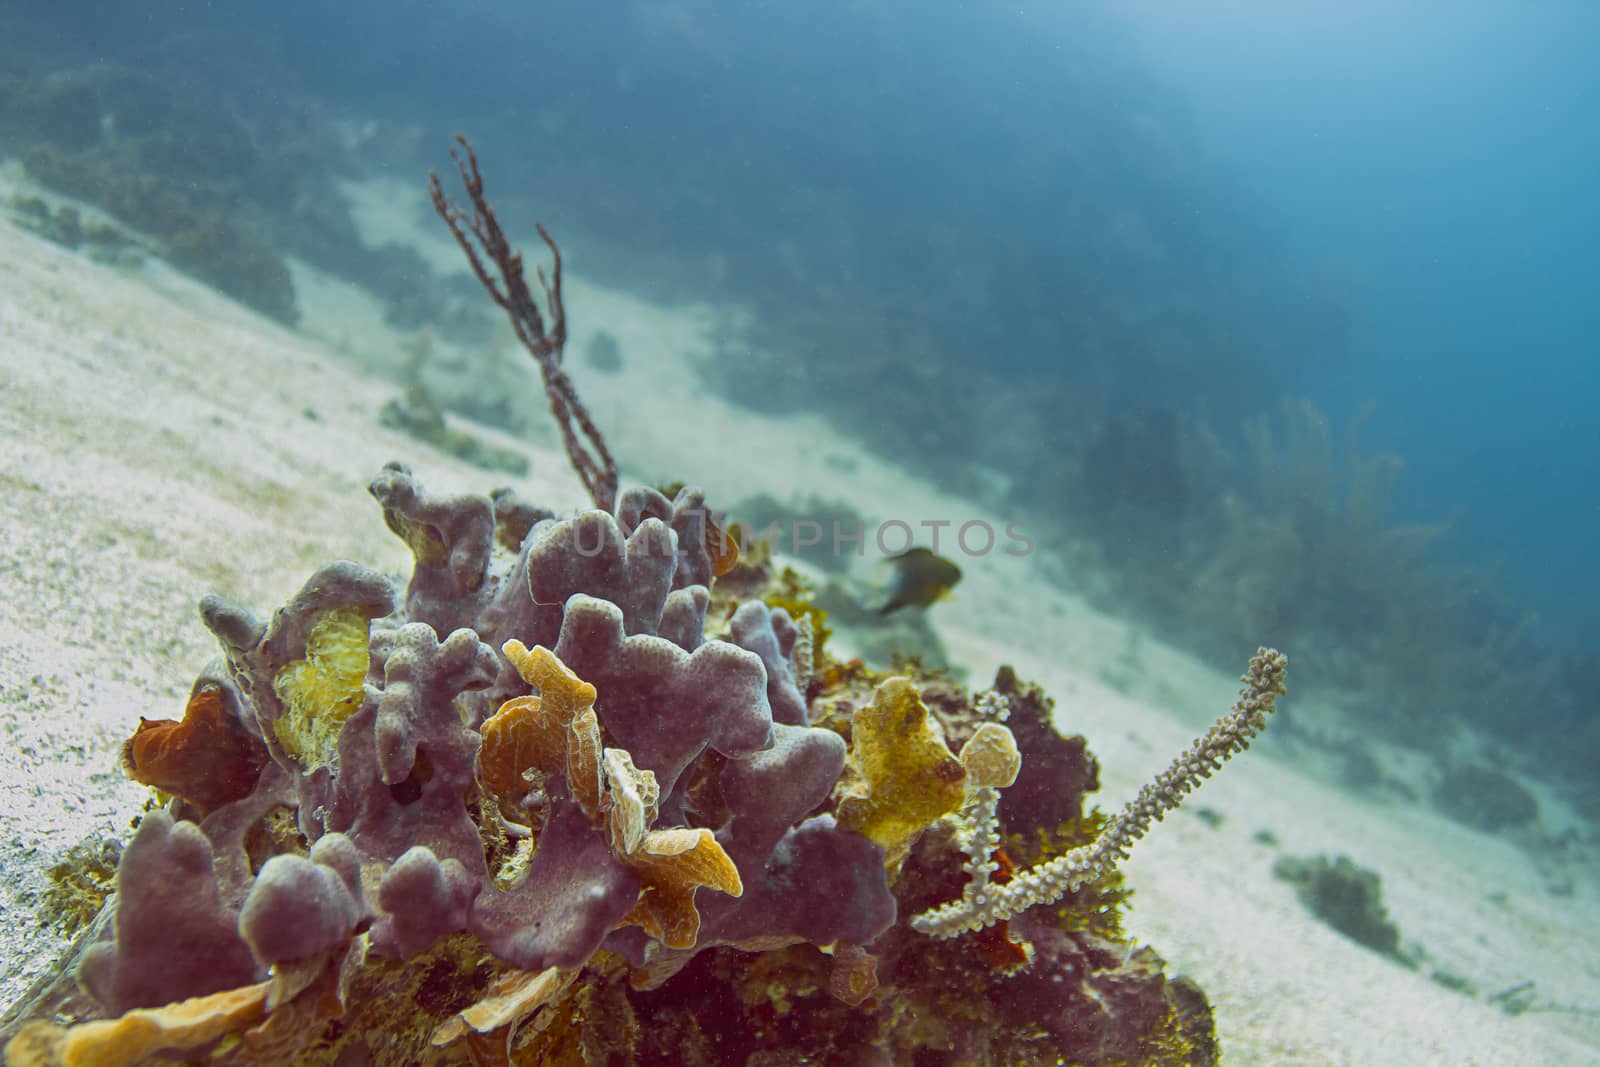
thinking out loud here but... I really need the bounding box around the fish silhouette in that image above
[878,547,962,615]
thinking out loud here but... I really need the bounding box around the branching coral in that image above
[429,135,618,511]
[913,648,1287,939]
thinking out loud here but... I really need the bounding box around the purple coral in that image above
[78,812,259,1013]
[199,559,396,775]
[79,466,901,1034]
[552,593,775,797]
[727,600,810,726]
[471,802,642,971]
[526,510,679,636]
[369,847,481,960]
[322,623,499,877]
[239,835,366,966]
[369,461,496,634]
[700,814,896,948]
[672,724,895,963]
[615,484,728,590]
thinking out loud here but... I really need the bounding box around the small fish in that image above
[878,547,962,615]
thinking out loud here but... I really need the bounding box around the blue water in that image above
[8,0,1594,699]
[1123,1,1600,638]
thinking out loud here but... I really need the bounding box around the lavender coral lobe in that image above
[82,462,892,1019]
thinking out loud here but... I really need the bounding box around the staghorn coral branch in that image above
[912,648,1288,939]
[429,135,618,512]
[949,695,1016,900]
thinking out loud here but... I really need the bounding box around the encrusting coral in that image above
[4,142,1286,1066]
[835,677,968,866]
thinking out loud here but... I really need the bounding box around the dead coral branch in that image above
[429,134,619,511]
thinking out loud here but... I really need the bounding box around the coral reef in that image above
[0,61,472,330]
[1431,764,1540,833]
[583,330,625,374]
[4,461,1278,1065]
[1273,854,1410,966]
[3,143,1280,1065]
[0,58,304,324]
[1047,396,1593,815]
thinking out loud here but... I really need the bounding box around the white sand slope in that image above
[0,182,1596,1065]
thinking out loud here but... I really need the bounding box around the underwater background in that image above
[2,1,1598,1064]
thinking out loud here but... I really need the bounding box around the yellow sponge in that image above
[271,607,373,770]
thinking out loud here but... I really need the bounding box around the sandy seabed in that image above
[0,174,1597,1065]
